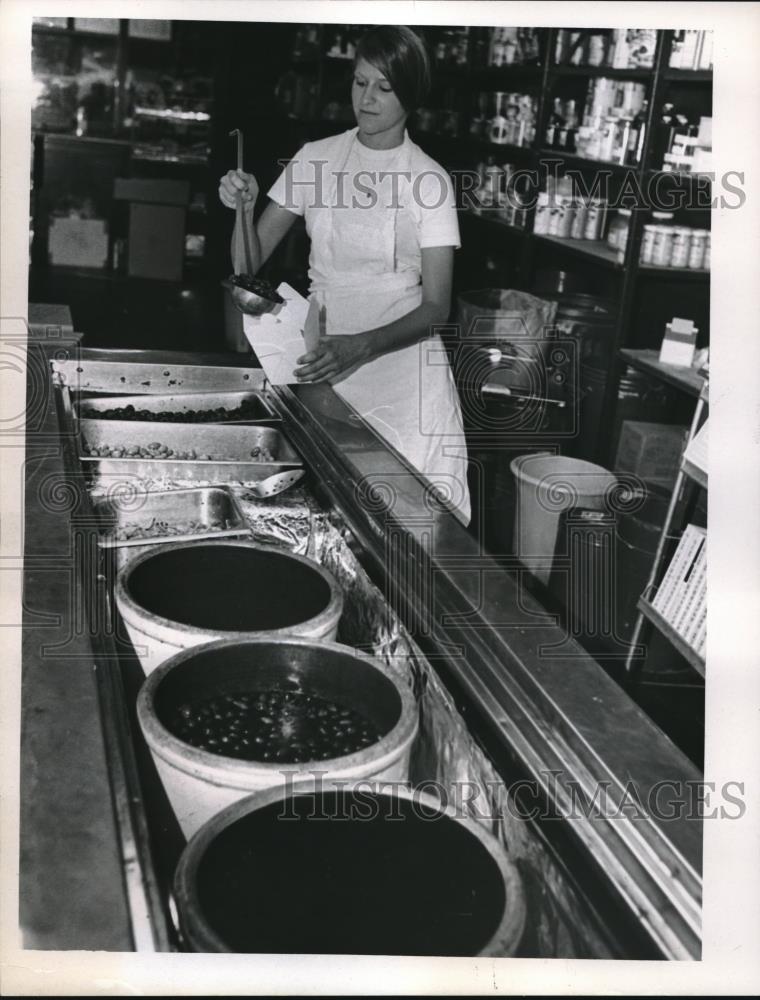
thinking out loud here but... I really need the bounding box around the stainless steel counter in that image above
[19,339,703,958]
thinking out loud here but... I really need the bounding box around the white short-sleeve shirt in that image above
[268,128,460,288]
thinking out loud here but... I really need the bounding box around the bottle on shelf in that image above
[544,97,564,148]
[625,99,648,166]
[557,99,578,152]
[653,102,690,169]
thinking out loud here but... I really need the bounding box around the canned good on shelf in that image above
[702,234,711,270]
[557,197,575,239]
[570,200,587,240]
[533,193,550,235]
[587,34,606,67]
[640,224,657,264]
[583,200,607,241]
[651,226,674,267]
[670,227,692,268]
[599,117,617,162]
[548,204,561,237]
[688,229,708,270]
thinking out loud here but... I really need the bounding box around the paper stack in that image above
[651,524,707,658]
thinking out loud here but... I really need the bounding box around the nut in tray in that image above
[79,419,302,485]
[93,487,252,567]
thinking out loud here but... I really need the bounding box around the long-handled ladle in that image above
[223,127,283,316]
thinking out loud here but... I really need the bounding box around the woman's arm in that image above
[220,169,299,274]
[295,246,454,382]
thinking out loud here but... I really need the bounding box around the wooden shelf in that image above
[637,264,710,281]
[470,64,543,85]
[420,134,535,160]
[637,598,705,676]
[461,211,527,236]
[647,169,713,188]
[618,349,705,397]
[551,64,653,80]
[662,68,713,83]
[533,233,623,268]
[537,150,639,176]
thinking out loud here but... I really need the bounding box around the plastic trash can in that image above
[510,453,617,585]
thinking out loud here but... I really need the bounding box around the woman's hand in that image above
[294,334,372,383]
[218,169,259,212]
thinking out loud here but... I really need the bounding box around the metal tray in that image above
[52,359,265,395]
[79,419,302,485]
[74,391,279,425]
[93,487,252,567]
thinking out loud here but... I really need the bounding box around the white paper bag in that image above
[242,283,312,385]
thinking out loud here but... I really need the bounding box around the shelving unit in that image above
[31,17,215,273]
[636,597,705,675]
[619,348,705,395]
[532,233,623,267]
[625,377,708,676]
[391,26,712,463]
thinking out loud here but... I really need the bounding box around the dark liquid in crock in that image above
[127,545,331,632]
[167,689,382,763]
[193,791,507,956]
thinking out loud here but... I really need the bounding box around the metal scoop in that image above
[243,468,306,499]
[224,128,282,317]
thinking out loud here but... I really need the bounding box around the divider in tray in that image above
[74,390,279,424]
[79,419,302,485]
[93,487,251,562]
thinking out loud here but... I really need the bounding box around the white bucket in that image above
[115,539,343,674]
[510,453,617,585]
[136,637,419,837]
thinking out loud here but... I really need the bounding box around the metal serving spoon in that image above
[224,127,283,317]
[242,468,306,499]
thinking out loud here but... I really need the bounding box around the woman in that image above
[219,26,471,523]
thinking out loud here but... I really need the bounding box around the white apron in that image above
[307,132,471,524]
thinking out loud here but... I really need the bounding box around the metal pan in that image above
[74,391,279,424]
[93,487,252,568]
[79,419,302,485]
[51,359,266,395]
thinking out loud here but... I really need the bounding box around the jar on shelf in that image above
[688,229,708,270]
[569,32,584,65]
[533,192,550,235]
[570,200,587,240]
[607,208,632,260]
[587,34,607,67]
[670,227,693,268]
[640,223,657,264]
[548,199,562,237]
[584,199,607,241]
[557,196,575,238]
[554,29,568,64]
[703,233,711,270]
[651,226,674,267]
[612,119,632,164]
[595,117,614,162]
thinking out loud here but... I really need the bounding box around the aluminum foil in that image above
[232,490,616,958]
[87,467,614,956]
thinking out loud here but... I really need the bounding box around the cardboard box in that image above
[48,217,109,268]
[615,420,689,490]
[660,317,697,367]
[114,178,190,281]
